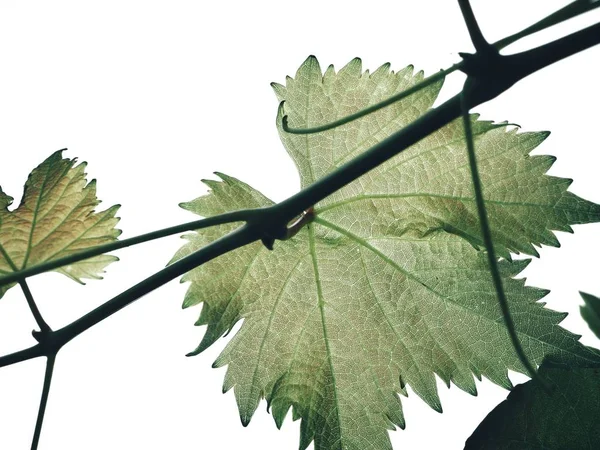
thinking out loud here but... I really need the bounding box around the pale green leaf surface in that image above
[274,56,600,258]
[0,150,121,298]
[174,58,600,450]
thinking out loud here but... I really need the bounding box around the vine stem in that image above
[0,18,599,375]
[0,208,257,287]
[458,0,489,52]
[457,0,541,384]
[494,0,600,51]
[19,281,51,334]
[31,353,56,450]
[0,3,596,291]
[274,20,600,227]
[0,8,595,450]
[56,225,259,342]
[281,1,600,136]
[0,224,261,372]
[460,85,540,382]
[282,64,459,135]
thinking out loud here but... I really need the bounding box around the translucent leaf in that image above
[0,150,121,298]
[173,57,600,450]
[274,56,600,258]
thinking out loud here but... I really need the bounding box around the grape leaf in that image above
[465,362,600,449]
[173,58,600,450]
[273,56,600,259]
[580,292,600,339]
[0,150,121,298]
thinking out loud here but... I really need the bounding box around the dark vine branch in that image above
[281,65,459,135]
[281,1,599,136]
[458,0,489,52]
[19,281,51,334]
[31,354,56,450]
[0,5,598,371]
[0,224,260,371]
[460,85,541,381]
[0,4,598,449]
[0,14,598,373]
[0,208,258,287]
[458,0,543,385]
[494,0,600,50]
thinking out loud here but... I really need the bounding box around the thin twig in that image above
[0,225,260,370]
[494,0,600,51]
[0,344,44,369]
[0,4,599,381]
[460,83,541,383]
[31,353,56,450]
[19,281,51,334]
[458,0,489,51]
[283,1,600,137]
[281,65,458,135]
[0,208,257,287]
[54,224,259,345]
[458,0,541,383]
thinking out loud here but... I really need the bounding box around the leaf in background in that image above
[580,292,600,339]
[465,362,600,449]
[0,150,121,298]
[173,57,600,450]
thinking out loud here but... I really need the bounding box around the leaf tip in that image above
[271,81,286,100]
[297,55,322,78]
[51,148,68,159]
[240,414,252,427]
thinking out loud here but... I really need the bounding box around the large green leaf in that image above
[465,362,600,449]
[173,57,600,450]
[273,56,599,258]
[0,150,121,298]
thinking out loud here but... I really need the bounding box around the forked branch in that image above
[0,4,599,449]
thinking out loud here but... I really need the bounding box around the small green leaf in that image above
[465,362,600,449]
[0,150,121,298]
[174,57,600,450]
[580,292,600,339]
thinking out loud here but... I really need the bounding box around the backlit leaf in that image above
[0,150,121,298]
[173,57,600,449]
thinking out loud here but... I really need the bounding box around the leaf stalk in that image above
[19,280,51,334]
[0,209,257,287]
[460,82,541,384]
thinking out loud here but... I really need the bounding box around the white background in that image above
[0,1,599,449]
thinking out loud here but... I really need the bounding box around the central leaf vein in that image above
[309,224,343,446]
